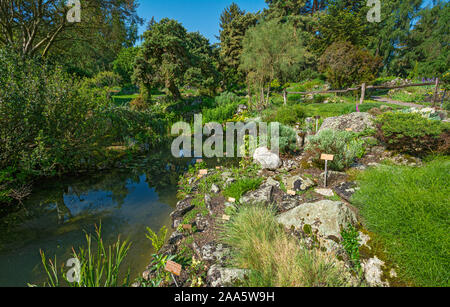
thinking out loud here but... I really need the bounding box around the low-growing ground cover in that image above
[352,157,450,287]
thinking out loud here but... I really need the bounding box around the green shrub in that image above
[305,129,365,171]
[202,101,240,123]
[374,112,449,155]
[263,105,305,126]
[352,158,450,286]
[266,123,298,154]
[215,91,240,106]
[223,178,263,202]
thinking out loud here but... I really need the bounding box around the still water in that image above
[0,151,231,287]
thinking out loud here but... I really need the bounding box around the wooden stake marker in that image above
[321,154,334,187]
[228,197,236,203]
[196,159,203,163]
[222,214,231,221]
[345,128,353,132]
[165,260,182,287]
[199,169,208,176]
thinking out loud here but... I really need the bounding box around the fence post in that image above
[283,89,287,105]
[360,83,366,105]
[433,78,440,108]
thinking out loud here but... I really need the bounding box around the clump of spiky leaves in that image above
[37,224,131,287]
[221,205,356,287]
[145,226,168,253]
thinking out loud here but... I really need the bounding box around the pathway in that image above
[371,96,427,109]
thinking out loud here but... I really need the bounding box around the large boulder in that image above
[276,200,357,241]
[253,147,282,170]
[318,112,375,133]
[282,175,315,192]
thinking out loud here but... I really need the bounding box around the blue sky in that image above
[135,0,437,44]
[136,0,267,44]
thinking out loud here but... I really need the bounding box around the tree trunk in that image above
[167,81,181,100]
[360,83,366,105]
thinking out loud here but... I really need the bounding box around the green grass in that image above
[223,177,263,202]
[352,157,450,287]
[221,205,355,287]
[111,94,139,106]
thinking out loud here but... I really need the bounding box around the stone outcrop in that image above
[318,112,375,133]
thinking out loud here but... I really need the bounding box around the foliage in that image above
[263,105,305,126]
[113,47,141,85]
[145,226,168,253]
[268,123,298,153]
[374,112,449,155]
[202,101,241,124]
[223,178,263,203]
[215,91,241,106]
[221,205,355,287]
[241,19,310,107]
[319,41,382,89]
[38,225,131,287]
[219,3,258,89]
[84,71,122,89]
[352,158,450,286]
[305,129,365,171]
[341,224,361,270]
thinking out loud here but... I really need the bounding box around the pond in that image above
[0,150,236,287]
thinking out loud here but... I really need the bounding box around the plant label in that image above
[196,159,203,163]
[321,154,334,161]
[222,215,231,221]
[287,190,296,196]
[182,224,192,231]
[165,261,182,276]
[199,169,208,175]
[228,197,236,203]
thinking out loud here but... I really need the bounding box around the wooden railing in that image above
[282,79,442,107]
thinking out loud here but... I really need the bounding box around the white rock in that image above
[315,188,335,197]
[253,147,282,170]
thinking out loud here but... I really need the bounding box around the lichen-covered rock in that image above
[210,184,220,194]
[276,200,358,241]
[362,256,389,287]
[333,182,359,202]
[315,188,334,197]
[207,265,249,287]
[200,242,231,265]
[318,112,375,133]
[253,147,282,170]
[240,177,279,205]
[283,175,315,192]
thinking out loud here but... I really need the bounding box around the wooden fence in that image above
[282,79,442,107]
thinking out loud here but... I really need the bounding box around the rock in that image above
[253,147,282,170]
[240,177,279,205]
[283,175,315,192]
[195,214,209,232]
[282,159,298,171]
[362,256,389,287]
[315,188,334,197]
[380,105,393,112]
[318,112,375,133]
[237,104,248,114]
[168,231,184,245]
[211,184,220,194]
[225,177,236,187]
[170,198,195,227]
[205,194,213,214]
[201,242,231,265]
[333,182,359,202]
[207,265,248,287]
[276,200,358,241]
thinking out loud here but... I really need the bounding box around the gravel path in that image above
[371,96,426,109]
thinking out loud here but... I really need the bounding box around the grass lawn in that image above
[111,94,139,106]
[352,157,450,287]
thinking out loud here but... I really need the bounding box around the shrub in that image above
[305,129,365,171]
[319,41,382,89]
[221,205,355,287]
[352,158,450,286]
[267,123,298,154]
[374,112,449,155]
[263,105,305,126]
[202,101,241,123]
[215,91,240,106]
[85,71,122,89]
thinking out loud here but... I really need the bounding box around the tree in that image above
[113,47,140,85]
[241,19,310,107]
[184,32,220,96]
[218,3,258,89]
[133,18,191,100]
[400,1,449,77]
[319,41,382,89]
[0,0,141,58]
